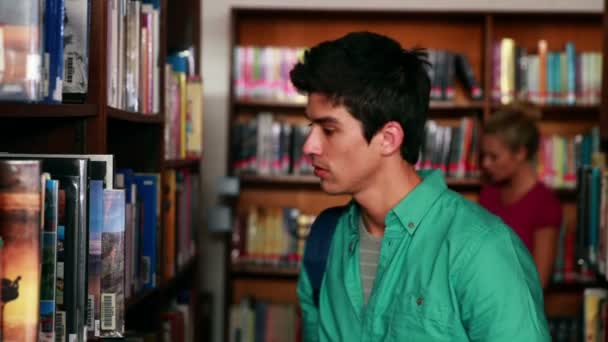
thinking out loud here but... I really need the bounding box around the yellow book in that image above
[185,77,203,157]
[500,38,515,105]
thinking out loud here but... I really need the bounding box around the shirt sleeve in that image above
[298,266,320,342]
[455,225,551,341]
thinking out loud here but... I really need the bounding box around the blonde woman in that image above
[480,104,562,289]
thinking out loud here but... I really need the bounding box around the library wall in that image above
[201,2,605,342]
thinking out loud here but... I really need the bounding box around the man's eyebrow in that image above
[308,116,340,125]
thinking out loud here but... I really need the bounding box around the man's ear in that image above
[378,121,404,156]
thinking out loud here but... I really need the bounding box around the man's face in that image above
[303,93,382,195]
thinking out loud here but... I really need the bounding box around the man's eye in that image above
[323,127,335,135]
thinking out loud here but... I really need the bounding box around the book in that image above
[133,173,160,290]
[0,0,43,101]
[62,0,90,102]
[39,178,59,342]
[101,189,125,337]
[0,160,41,342]
[87,180,104,338]
[42,0,65,103]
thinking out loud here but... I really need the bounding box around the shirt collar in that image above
[345,169,448,236]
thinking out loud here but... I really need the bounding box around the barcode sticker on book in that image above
[142,256,150,284]
[66,56,74,84]
[56,311,66,342]
[87,295,94,331]
[101,293,116,330]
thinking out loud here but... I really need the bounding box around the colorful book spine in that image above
[39,178,58,342]
[0,160,41,342]
[133,174,159,290]
[87,180,104,338]
[101,189,126,338]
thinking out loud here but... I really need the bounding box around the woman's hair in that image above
[483,102,541,161]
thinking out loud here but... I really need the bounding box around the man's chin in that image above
[319,179,347,196]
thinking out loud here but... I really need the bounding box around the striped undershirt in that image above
[359,216,382,305]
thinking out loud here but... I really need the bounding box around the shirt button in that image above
[408,222,415,229]
[417,297,423,306]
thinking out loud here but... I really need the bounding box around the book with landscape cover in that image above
[0,160,41,342]
[101,189,125,337]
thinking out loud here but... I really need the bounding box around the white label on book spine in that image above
[56,311,66,342]
[69,334,76,342]
[0,28,4,73]
[26,54,41,81]
[95,320,100,337]
[101,293,116,330]
[86,295,94,331]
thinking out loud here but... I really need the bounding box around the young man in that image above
[290,32,550,341]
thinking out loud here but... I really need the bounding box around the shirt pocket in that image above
[388,292,455,341]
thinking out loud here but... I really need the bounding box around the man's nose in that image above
[302,128,321,156]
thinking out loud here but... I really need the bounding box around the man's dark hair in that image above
[290,31,431,164]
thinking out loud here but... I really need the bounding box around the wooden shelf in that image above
[239,174,481,188]
[125,255,197,310]
[231,263,299,278]
[491,104,599,120]
[555,187,577,199]
[430,101,485,111]
[0,103,97,118]
[547,280,608,294]
[163,158,201,169]
[107,107,163,124]
[235,99,485,112]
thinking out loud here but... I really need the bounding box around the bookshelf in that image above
[0,0,203,340]
[225,7,607,339]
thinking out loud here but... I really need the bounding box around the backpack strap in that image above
[302,206,346,308]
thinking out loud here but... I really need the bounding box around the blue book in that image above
[588,167,601,267]
[43,0,65,103]
[133,174,159,289]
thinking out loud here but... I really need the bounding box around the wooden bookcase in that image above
[226,7,606,336]
[0,0,203,339]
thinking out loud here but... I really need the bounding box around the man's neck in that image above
[354,161,422,237]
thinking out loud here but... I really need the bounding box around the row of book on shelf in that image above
[0,0,89,102]
[233,41,603,107]
[124,289,197,342]
[232,46,482,104]
[230,111,599,190]
[542,288,608,342]
[493,39,603,106]
[107,0,161,114]
[0,153,198,342]
[231,207,315,267]
[228,298,298,342]
[552,151,608,286]
[165,54,204,160]
[227,291,605,342]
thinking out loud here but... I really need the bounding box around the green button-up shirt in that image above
[298,170,550,341]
